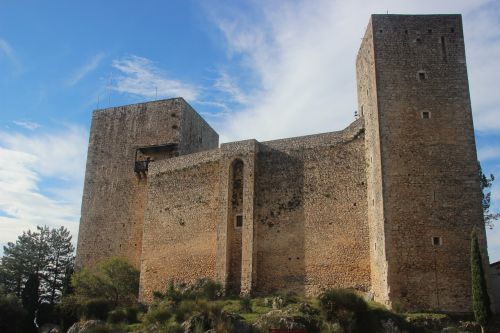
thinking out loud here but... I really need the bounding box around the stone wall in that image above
[253,120,370,296]
[76,98,218,270]
[367,14,487,312]
[357,17,390,306]
[139,150,222,301]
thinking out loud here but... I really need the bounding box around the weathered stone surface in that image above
[75,15,489,314]
[66,320,104,333]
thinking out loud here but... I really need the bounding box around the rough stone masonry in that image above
[76,14,491,313]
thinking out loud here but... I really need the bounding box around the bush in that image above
[82,298,112,320]
[155,278,223,303]
[319,289,368,320]
[108,309,127,324]
[107,306,139,324]
[72,257,139,307]
[319,289,369,332]
[56,296,80,330]
[144,303,173,325]
[0,293,27,333]
[240,296,252,313]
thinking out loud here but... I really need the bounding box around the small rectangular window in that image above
[418,72,426,80]
[432,236,442,246]
[422,111,430,119]
[235,215,243,228]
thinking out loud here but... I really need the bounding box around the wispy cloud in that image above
[66,53,105,87]
[478,146,500,162]
[204,0,499,142]
[203,0,500,261]
[0,125,88,250]
[13,120,41,131]
[0,38,22,71]
[213,71,249,105]
[111,55,199,101]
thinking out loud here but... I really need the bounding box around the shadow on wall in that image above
[255,147,305,295]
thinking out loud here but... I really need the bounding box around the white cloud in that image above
[13,120,41,131]
[111,55,199,101]
[213,71,249,105]
[0,38,22,72]
[0,125,88,251]
[478,146,500,162]
[66,53,105,87]
[204,0,499,142]
[203,0,500,260]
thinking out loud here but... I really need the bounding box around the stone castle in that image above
[76,14,490,312]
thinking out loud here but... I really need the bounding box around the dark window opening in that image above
[235,215,243,228]
[432,236,442,246]
[379,29,383,33]
[172,124,178,130]
[422,111,430,119]
[419,72,427,80]
[404,30,408,34]
[428,29,432,33]
[450,27,455,33]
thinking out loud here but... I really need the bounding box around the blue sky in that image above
[1,0,500,261]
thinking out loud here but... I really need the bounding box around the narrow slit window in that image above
[235,214,243,228]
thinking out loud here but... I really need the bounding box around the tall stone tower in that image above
[358,14,487,312]
[76,98,219,269]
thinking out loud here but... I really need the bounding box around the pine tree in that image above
[471,229,491,332]
[0,226,74,304]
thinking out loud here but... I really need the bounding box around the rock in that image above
[182,313,207,333]
[253,310,306,332]
[38,323,61,333]
[380,318,403,333]
[298,302,318,315]
[66,320,105,333]
[364,291,374,302]
[272,296,285,309]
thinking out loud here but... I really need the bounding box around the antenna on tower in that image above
[155,87,158,100]
[97,95,100,110]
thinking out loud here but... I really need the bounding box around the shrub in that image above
[319,289,368,320]
[155,278,223,303]
[0,292,27,333]
[144,303,172,325]
[319,289,369,332]
[56,296,80,330]
[107,306,140,324]
[72,257,139,307]
[82,298,112,320]
[108,308,127,324]
[240,296,252,313]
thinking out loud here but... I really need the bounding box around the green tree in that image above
[43,227,75,304]
[470,229,491,332]
[479,163,500,229]
[72,257,139,307]
[0,226,74,304]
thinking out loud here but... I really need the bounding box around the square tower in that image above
[76,98,218,269]
[358,15,488,312]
